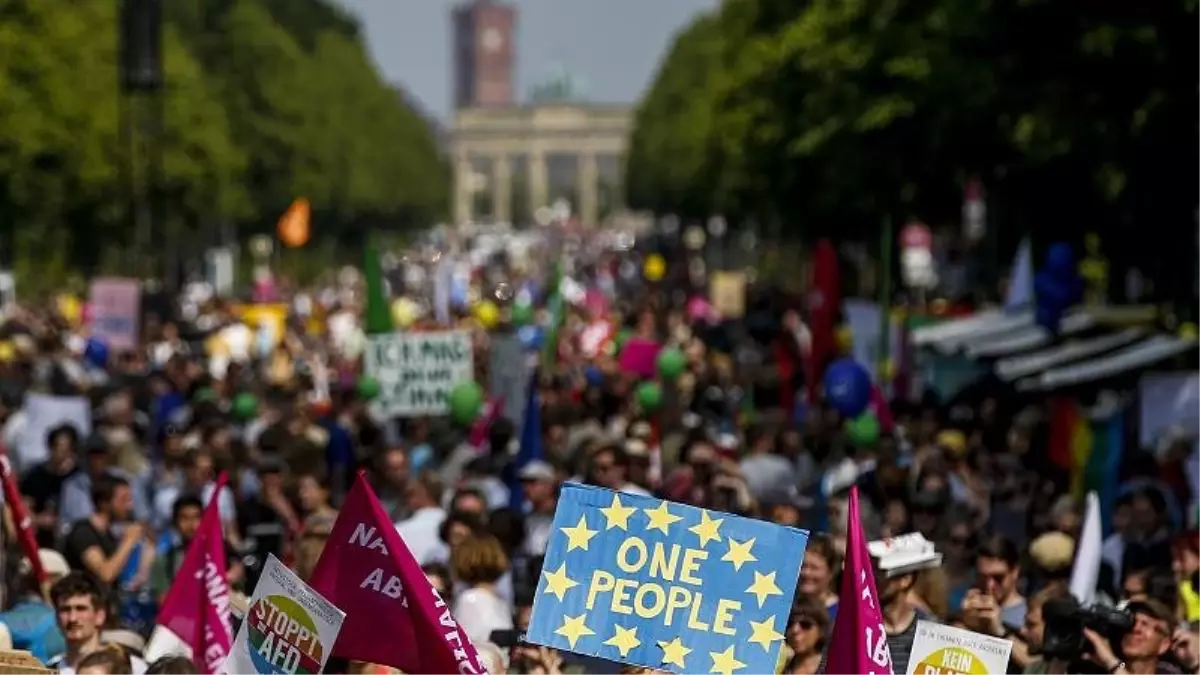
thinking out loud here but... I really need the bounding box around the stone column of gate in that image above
[577,150,599,228]
[528,149,549,217]
[453,146,473,225]
[491,153,512,224]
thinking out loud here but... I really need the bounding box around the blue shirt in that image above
[0,599,65,664]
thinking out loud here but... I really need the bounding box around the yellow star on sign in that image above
[555,613,595,649]
[722,536,757,571]
[560,514,597,552]
[658,637,691,669]
[603,624,641,657]
[745,570,783,607]
[541,562,578,601]
[643,500,682,535]
[709,644,747,675]
[747,615,785,652]
[688,509,724,548]
[599,493,636,531]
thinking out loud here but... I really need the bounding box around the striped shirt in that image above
[818,608,924,675]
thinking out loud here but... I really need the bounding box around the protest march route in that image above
[527,483,809,675]
[365,330,474,417]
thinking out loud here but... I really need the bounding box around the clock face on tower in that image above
[480,27,503,53]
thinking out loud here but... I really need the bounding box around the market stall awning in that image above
[995,328,1146,381]
[1016,335,1197,391]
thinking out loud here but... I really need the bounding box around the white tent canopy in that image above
[995,328,1146,381]
[1017,335,1197,391]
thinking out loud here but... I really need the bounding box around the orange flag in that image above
[277,198,311,248]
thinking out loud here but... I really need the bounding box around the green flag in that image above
[541,263,564,370]
[364,241,392,335]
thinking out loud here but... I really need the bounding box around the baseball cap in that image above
[517,460,556,483]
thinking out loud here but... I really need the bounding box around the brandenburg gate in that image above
[449,103,632,227]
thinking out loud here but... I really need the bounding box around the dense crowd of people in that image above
[0,247,1195,675]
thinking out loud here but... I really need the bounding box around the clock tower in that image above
[452,0,515,109]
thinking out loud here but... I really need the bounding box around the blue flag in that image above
[509,369,543,511]
[526,483,809,674]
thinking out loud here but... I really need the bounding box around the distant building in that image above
[448,0,632,228]
[452,0,515,109]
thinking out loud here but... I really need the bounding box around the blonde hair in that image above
[450,535,509,586]
[911,566,950,619]
[293,528,330,582]
[77,644,133,674]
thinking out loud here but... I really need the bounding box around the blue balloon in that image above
[585,365,604,387]
[823,358,871,418]
[517,325,544,351]
[84,337,109,369]
[1035,242,1082,332]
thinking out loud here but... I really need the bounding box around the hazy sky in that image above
[333,0,717,120]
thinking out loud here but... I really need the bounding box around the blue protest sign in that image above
[526,483,809,674]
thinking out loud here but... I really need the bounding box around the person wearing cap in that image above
[0,549,70,663]
[858,533,944,674]
[518,459,558,556]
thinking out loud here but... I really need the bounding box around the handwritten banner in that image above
[527,483,808,674]
[365,331,474,418]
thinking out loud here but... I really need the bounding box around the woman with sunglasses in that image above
[783,597,829,674]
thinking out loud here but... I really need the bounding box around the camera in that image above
[1041,596,1134,660]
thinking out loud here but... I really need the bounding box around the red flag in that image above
[825,486,894,674]
[0,454,45,583]
[308,472,487,674]
[144,473,233,673]
[807,239,841,402]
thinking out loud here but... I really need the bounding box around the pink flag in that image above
[825,486,894,675]
[618,338,661,379]
[467,395,504,450]
[307,472,487,674]
[144,474,233,673]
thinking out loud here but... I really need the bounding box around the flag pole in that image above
[877,215,893,382]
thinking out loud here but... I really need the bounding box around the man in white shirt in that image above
[47,573,147,673]
[395,471,448,565]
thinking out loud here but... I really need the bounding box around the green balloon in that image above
[616,329,633,350]
[656,347,687,380]
[448,380,485,426]
[232,392,258,421]
[845,413,880,446]
[356,376,381,401]
[635,381,663,412]
[193,387,217,404]
[511,302,535,326]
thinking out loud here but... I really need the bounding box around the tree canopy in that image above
[625,0,1198,285]
[0,0,446,288]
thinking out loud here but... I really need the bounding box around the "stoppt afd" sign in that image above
[365,331,474,418]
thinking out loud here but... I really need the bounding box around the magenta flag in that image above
[307,472,487,674]
[467,395,504,450]
[145,473,233,673]
[825,486,894,675]
[618,338,661,378]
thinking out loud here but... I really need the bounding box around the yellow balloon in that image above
[1180,322,1198,341]
[0,341,14,363]
[391,298,418,328]
[879,358,896,381]
[473,300,500,329]
[643,254,666,282]
[57,295,82,326]
[834,324,854,353]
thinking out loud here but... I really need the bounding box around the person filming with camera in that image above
[1032,595,1181,674]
